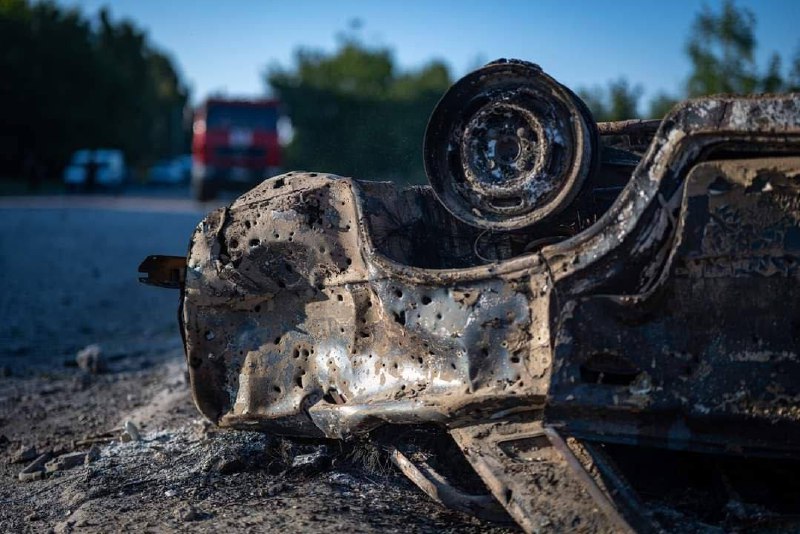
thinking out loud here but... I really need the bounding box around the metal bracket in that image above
[138,255,186,289]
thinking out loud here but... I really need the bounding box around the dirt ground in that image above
[0,200,513,533]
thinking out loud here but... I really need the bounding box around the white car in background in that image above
[63,149,126,190]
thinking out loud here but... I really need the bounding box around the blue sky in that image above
[58,0,800,112]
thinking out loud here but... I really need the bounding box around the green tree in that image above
[647,0,799,118]
[0,0,189,181]
[647,92,679,120]
[685,0,760,96]
[267,39,451,184]
[579,78,643,121]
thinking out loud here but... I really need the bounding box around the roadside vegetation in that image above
[580,0,800,121]
[0,0,188,183]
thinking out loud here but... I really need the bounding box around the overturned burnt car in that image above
[141,60,800,532]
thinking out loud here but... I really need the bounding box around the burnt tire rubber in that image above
[424,58,599,231]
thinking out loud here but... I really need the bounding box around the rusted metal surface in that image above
[597,118,661,137]
[450,419,633,533]
[144,60,800,532]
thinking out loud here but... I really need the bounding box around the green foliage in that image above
[685,0,759,96]
[0,0,188,178]
[648,0,800,118]
[268,40,452,184]
[579,78,643,121]
[647,92,680,119]
[582,1,800,120]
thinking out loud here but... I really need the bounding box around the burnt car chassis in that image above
[141,60,800,532]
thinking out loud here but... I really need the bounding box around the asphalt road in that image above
[0,194,211,374]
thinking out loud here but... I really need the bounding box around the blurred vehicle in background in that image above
[148,154,192,185]
[63,149,126,192]
[191,99,282,201]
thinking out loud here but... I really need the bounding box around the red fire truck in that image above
[191,98,282,201]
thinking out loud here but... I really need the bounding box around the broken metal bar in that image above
[138,255,186,289]
[389,447,512,524]
[543,427,635,534]
[597,119,661,137]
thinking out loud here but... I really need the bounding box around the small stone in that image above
[85,445,100,464]
[45,451,87,473]
[75,344,106,374]
[122,420,141,442]
[173,502,200,522]
[291,447,331,471]
[18,452,52,481]
[260,482,290,497]
[11,445,37,464]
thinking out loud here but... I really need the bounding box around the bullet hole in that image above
[230,238,239,248]
[254,304,261,313]
[394,289,403,298]
[310,173,318,177]
[436,313,442,320]
[337,294,344,302]
[451,363,457,370]
[274,336,281,345]
[393,310,406,326]
[273,386,282,394]
[421,295,432,305]
[345,257,352,265]
[274,233,280,239]
[249,238,260,247]
[273,178,285,188]
[284,263,292,272]
[244,220,251,229]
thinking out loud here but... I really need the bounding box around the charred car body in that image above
[141,60,800,532]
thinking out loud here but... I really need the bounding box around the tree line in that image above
[1,0,797,186]
[267,40,452,185]
[579,0,800,121]
[0,0,188,182]
[272,1,800,184]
